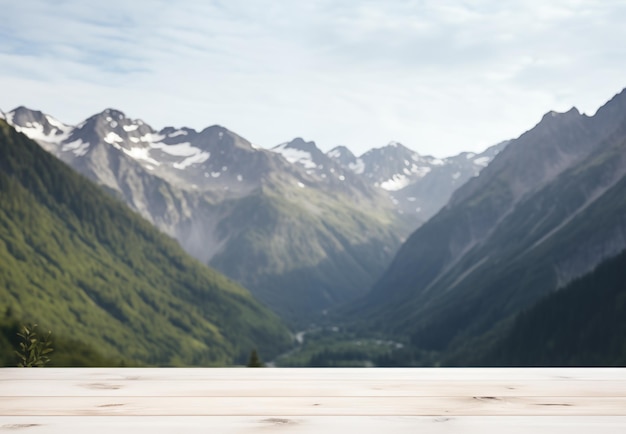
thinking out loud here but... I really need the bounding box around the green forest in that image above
[457,248,626,366]
[0,120,292,366]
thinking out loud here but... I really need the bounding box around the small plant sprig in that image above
[15,324,53,367]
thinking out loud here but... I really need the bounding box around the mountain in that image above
[326,145,357,168]
[276,137,505,229]
[446,248,626,366]
[327,141,507,225]
[5,108,406,324]
[271,138,375,198]
[0,119,292,366]
[346,88,626,359]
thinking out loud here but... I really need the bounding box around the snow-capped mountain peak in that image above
[8,106,73,145]
[6,107,260,192]
[5,105,507,227]
[350,141,431,190]
[271,138,326,170]
[326,139,508,221]
[326,146,357,166]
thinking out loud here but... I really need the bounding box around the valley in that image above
[2,87,626,367]
[2,105,500,325]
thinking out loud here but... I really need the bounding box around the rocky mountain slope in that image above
[330,141,504,211]
[2,108,406,324]
[279,138,506,225]
[346,88,626,358]
[0,119,292,366]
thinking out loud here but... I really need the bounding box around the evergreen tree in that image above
[247,349,264,367]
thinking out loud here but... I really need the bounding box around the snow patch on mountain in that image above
[473,156,490,167]
[123,124,139,132]
[380,174,411,191]
[327,149,342,159]
[123,147,161,166]
[349,159,365,174]
[62,139,90,156]
[410,165,432,177]
[140,133,165,143]
[173,152,210,170]
[104,132,124,145]
[151,141,199,157]
[45,115,70,132]
[273,145,317,169]
[12,116,71,144]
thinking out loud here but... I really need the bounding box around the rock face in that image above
[348,88,626,351]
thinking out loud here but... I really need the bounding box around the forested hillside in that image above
[446,249,626,366]
[0,120,292,366]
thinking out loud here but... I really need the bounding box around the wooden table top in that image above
[1,368,625,433]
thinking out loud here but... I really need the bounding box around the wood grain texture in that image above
[2,396,626,416]
[3,378,626,397]
[1,368,625,432]
[1,417,626,434]
[2,367,625,381]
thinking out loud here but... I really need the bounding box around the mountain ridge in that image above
[345,88,626,358]
[4,107,409,323]
[0,118,292,365]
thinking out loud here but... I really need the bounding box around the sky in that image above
[1,1,626,158]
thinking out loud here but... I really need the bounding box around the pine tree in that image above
[247,349,264,367]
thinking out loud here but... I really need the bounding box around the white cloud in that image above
[1,0,626,157]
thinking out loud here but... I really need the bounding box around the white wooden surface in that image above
[1,368,625,433]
